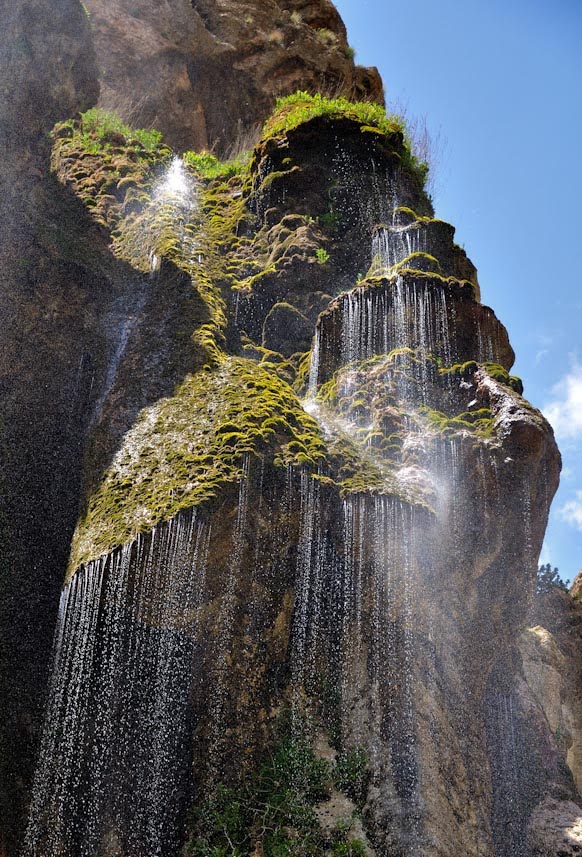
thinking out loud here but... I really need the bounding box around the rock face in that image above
[475,582,582,857]
[0,2,99,851]
[84,0,384,152]
[19,90,572,857]
[1,3,580,857]
[527,798,582,856]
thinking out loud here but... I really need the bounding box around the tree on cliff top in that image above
[536,563,569,596]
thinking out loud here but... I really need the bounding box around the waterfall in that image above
[288,478,423,845]
[22,93,552,857]
[372,223,428,270]
[340,275,453,372]
[206,456,251,774]
[291,470,327,712]
[24,511,211,857]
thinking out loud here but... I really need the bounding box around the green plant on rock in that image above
[263,92,407,142]
[333,749,370,808]
[315,247,330,264]
[483,363,524,395]
[315,27,338,47]
[263,88,435,202]
[73,107,163,152]
[68,358,327,572]
[185,735,370,857]
[183,149,252,181]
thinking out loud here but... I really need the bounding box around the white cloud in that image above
[543,363,582,440]
[560,490,582,531]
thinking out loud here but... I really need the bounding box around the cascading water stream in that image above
[339,276,454,373]
[20,92,552,857]
[372,223,428,270]
[24,512,211,857]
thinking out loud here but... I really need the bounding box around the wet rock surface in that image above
[527,797,582,856]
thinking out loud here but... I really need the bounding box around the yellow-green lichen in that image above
[68,358,327,574]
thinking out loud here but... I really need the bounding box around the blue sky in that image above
[335,0,582,583]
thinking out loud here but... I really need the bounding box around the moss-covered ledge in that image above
[68,358,327,576]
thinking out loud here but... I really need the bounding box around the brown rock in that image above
[527,797,582,856]
[84,0,384,152]
[571,572,582,601]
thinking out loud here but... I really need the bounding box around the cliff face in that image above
[2,3,581,857]
[0,4,381,851]
[83,0,384,152]
[517,585,582,855]
[21,94,572,857]
[0,2,99,851]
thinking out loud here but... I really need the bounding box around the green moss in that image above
[263,92,405,142]
[419,404,494,438]
[51,111,171,231]
[183,149,251,180]
[259,165,301,192]
[69,358,326,573]
[392,251,442,275]
[440,360,479,380]
[509,375,524,395]
[61,108,164,153]
[482,364,524,396]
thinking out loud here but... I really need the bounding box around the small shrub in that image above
[315,247,330,264]
[184,736,333,855]
[333,748,369,806]
[315,28,338,47]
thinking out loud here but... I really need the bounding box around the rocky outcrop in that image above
[527,797,582,856]
[84,0,384,152]
[572,572,582,601]
[0,5,379,848]
[476,581,582,857]
[1,3,579,856]
[19,91,566,857]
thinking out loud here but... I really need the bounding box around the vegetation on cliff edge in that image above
[68,358,326,573]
